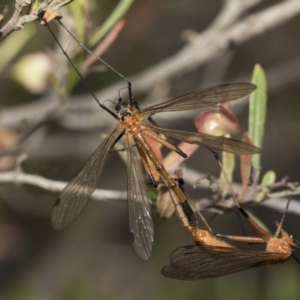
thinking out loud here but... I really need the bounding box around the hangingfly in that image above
[45,21,261,261]
[161,191,298,280]
[51,82,260,261]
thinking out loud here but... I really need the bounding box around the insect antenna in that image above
[118,86,130,102]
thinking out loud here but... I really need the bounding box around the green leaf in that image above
[89,0,134,47]
[261,170,276,185]
[256,170,276,202]
[147,185,158,201]
[249,64,267,172]
[67,0,85,40]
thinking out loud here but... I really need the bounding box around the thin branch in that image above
[128,0,300,96]
[0,97,65,159]
[182,164,300,215]
[0,0,38,41]
[0,170,127,201]
[262,197,300,216]
[200,0,261,32]
[0,167,298,216]
[2,0,299,131]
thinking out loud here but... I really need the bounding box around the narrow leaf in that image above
[240,132,253,191]
[89,0,134,47]
[68,0,84,40]
[220,150,235,198]
[249,64,267,176]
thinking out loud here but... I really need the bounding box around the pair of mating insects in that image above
[44,19,299,280]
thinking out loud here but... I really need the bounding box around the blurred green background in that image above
[0,0,300,299]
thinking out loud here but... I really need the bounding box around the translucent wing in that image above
[51,126,124,229]
[140,83,255,117]
[152,126,261,155]
[126,134,154,261]
[161,244,289,280]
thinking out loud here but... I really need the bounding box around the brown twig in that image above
[0,100,64,159]
[0,0,37,41]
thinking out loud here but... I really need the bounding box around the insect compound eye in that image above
[116,97,128,111]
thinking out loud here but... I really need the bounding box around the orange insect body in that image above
[266,231,294,257]
[118,105,199,228]
[119,110,144,134]
[188,227,232,247]
[162,191,297,280]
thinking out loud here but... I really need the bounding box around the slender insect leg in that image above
[209,148,271,239]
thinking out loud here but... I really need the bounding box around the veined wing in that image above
[51,126,125,230]
[140,83,255,118]
[127,134,154,261]
[152,126,261,155]
[161,244,288,280]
